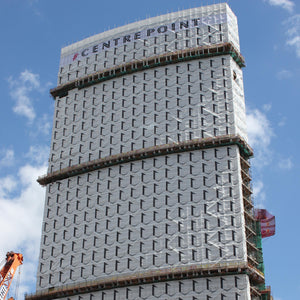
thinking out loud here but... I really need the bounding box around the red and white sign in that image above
[254,209,276,238]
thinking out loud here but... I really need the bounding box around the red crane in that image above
[0,252,23,300]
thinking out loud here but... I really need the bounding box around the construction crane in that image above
[0,252,23,300]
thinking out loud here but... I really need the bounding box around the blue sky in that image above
[0,0,299,299]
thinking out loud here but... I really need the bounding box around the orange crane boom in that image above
[0,252,23,300]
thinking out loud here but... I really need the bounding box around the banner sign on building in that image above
[254,209,276,238]
[60,14,228,67]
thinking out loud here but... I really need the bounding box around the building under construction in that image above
[26,3,273,300]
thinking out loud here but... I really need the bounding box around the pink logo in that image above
[72,53,79,61]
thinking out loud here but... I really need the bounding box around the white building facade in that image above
[27,4,268,300]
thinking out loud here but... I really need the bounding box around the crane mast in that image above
[0,252,23,300]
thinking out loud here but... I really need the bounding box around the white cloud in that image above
[287,35,300,55]
[0,163,47,298]
[246,108,274,206]
[276,69,293,79]
[8,70,42,122]
[278,116,286,127]
[263,103,272,112]
[25,145,49,165]
[284,14,300,58]
[0,148,15,168]
[34,114,52,137]
[246,108,274,168]
[0,176,17,198]
[278,157,293,170]
[265,0,295,13]
[27,0,43,17]
[252,180,266,207]
[20,70,40,89]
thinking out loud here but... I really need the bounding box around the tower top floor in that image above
[59,3,240,74]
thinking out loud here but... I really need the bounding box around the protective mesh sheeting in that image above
[58,3,239,84]
[48,274,251,300]
[37,146,247,290]
[35,3,253,298]
[48,56,247,173]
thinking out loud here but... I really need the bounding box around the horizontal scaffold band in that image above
[38,134,253,186]
[50,42,245,99]
[25,261,264,300]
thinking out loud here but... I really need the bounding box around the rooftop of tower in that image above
[61,3,238,57]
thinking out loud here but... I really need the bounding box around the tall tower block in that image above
[27,3,271,300]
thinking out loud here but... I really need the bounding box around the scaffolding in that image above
[26,261,260,300]
[33,4,273,299]
[38,134,252,186]
[34,134,273,300]
[50,42,245,99]
[240,155,273,300]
